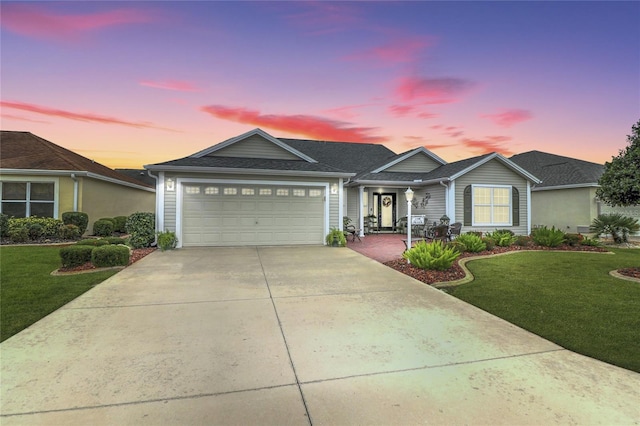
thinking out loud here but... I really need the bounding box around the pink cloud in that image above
[395,76,476,104]
[139,80,201,92]
[417,111,438,119]
[481,109,533,128]
[200,105,386,143]
[344,36,433,64]
[1,100,176,131]
[322,103,375,120]
[1,4,155,41]
[388,105,417,117]
[283,2,360,35]
[461,136,514,156]
[1,113,49,124]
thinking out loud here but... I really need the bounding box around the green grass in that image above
[447,248,640,372]
[1,245,118,342]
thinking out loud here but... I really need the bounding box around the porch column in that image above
[447,181,456,222]
[358,185,365,237]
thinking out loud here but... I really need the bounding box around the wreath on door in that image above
[382,196,392,207]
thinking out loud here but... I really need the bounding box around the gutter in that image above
[0,168,155,192]
[144,165,354,179]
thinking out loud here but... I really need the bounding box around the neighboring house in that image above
[145,128,540,247]
[510,150,640,234]
[0,131,155,233]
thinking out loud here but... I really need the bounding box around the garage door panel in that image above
[182,184,324,246]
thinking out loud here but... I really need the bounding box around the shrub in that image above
[93,219,114,237]
[590,213,640,244]
[402,240,460,271]
[482,237,495,251]
[59,245,94,268]
[76,238,110,246]
[28,223,44,240]
[532,226,566,247]
[564,233,584,246]
[580,237,601,247]
[325,227,346,247]
[103,237,127,245]
[113,216,128,233]
[125,212,155,248]
[8,226,28,243]
[8,217,63,239]
[60,224,81,240]
[0,213,9,238]
[62,211,89,235]
[157,230,178,251]
[91,245,130,267]
[514,235,531,246]
[485,229,517,247]
[456,233,487,253]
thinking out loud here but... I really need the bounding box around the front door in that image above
[373,193,396,230]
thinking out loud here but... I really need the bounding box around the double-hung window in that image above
[1,181,55,218]
[472,185,511,226]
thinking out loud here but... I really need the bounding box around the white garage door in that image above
[182,183,325,246]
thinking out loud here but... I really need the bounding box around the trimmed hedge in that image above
[93,219,114,237]
[62,212,89,235]
[91,245,130,267]
[0,213,9,238]
[60,245,94,268]
[113,216,128,233]
[126,212,155,248]
[76,239,110,246]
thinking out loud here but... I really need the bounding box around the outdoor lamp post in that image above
[405,187,414,258]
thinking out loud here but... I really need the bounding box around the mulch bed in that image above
[57,247,157,273]
[383,243,640,285]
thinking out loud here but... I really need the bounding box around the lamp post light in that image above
[405,187,414,259]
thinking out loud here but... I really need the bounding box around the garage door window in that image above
[223,188,237,195]
[309,189,322,197]
[205,187,219,195]
[241,188,255,196]
[277,189,289,196]
[259,188,272,196]
[293,189,305,197]
[185,186,200,194]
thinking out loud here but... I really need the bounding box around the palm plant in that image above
[590,213,640,243]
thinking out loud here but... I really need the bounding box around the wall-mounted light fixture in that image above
[166,178,175,192]
[330,183,338,195]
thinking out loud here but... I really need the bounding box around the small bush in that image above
[113,216,128,233]
[485,229,517,247]
[8,226,28,243]
[103,237,127,245]
[76,238,110,246]
[8,217,63,240]
[456,233,487,253]
[59,245,94,268]
[60,224,81,240]
[157,230,178,251]
[125,212,155,248]
[580,237,601,247]
[532,226,566,247]
[402,240,460,271]
[62,211,89,235]
[93,219,114,237]
[28,223,44,240]
[0,213,9,238]
[564,233,584,246]
[514,235,531,246]
[91,245,130,267]
[325,227,346,247]
[482,237,495,251]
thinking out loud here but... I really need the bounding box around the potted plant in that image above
[325,227,346,247]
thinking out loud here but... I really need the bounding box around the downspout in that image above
[358,186,365,237]
[439,180,449,221]
[70,173,79,211]
[147,169,162,235]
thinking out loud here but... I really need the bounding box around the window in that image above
[309,189,322,197]
[276,188,289,196]
[472,185,511,226]
[1,182,54,218]
[185,186,200,194]
[205,186,219,195]
[259,188,272,196]
[292,189,306,197]
[223,187,237,195]
[241,188,255,196]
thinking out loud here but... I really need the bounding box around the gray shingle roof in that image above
[510,151,603,189]
[151,155,348,174]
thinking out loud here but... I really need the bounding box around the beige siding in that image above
[80,178,155,234]
[454,159,529,235]
[387,154,441,173]
[209,135,301,160]
[345,187,360,224]
[532,187,598,233]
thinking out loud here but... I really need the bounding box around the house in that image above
[510,150,640,234]
[145,128,540,247]
[0,131,155,232]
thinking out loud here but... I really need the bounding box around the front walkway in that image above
[346,232,408,263]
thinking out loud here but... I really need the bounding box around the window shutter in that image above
[463,185,472,226]
[512,187,520,226]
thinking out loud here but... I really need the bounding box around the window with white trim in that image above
[472,185,511,226]
[241,188,255,196]
[185,186,200,195]
[205,186,219,195]
[223,187,237,195]
[259,188,272,196]
[276,188,289,196]
[1,182,55,217]
[309,189,322,197]
[292,189,306,197]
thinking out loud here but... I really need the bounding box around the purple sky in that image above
[1,1,638,169]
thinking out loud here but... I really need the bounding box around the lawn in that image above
[446,248,640,372]
[0,245,119,342]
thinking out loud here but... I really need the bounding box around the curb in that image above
[609,270,640,283]
[51,266,125,276]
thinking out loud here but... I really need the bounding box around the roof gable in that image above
[0,131,153,188]
[449,152,541,183]
[372,147,447,173]
[510,150,603,189]
[191,128,317,163]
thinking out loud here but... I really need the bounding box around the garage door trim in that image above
[175,178,330,247]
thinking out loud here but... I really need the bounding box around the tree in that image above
[596,119,640,206]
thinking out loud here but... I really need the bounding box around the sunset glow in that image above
[1,1,638,168]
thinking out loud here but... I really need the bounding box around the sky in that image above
[1,1,639,169]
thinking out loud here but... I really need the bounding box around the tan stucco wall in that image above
[80,177,155,233]
[530,187,598,233]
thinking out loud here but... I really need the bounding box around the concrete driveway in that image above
[1,246,639,425]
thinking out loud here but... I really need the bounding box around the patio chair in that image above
[345,224,361,242]
[425,224,449,243]
[448,222,462,241]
